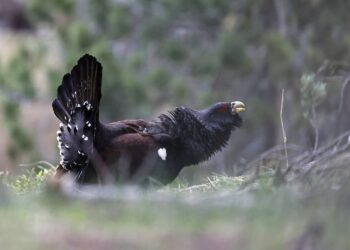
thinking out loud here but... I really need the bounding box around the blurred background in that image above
[0,0,349,184]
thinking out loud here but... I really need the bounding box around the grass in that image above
[0,154,350,250]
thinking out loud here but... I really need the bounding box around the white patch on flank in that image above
[157,148,167,161]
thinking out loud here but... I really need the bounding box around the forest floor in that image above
[1,151,350,250]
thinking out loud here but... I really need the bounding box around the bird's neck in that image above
[172,108,234,165]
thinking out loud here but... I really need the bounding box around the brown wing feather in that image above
[98,133,161,181]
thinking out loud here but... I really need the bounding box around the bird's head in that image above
[199,101,245,128]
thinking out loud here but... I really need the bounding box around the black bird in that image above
[52,54,245,186]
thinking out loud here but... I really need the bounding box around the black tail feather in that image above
[52,54,102,171]
[52,99,70,123]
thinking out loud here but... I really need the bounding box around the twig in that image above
[291,130,350,181]
[179,183,211,192]
[280,89,291,175]
[207,177,218,190]
[18,161,57,170]
[291,130,350,167]
[245,144,301,173]
[337,76,350,114]
[311,105,319,152]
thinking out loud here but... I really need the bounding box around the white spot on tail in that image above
[158,148,167,161]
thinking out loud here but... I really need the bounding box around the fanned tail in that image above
[52,54,102,171]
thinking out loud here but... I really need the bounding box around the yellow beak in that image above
[231,101,245,113]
